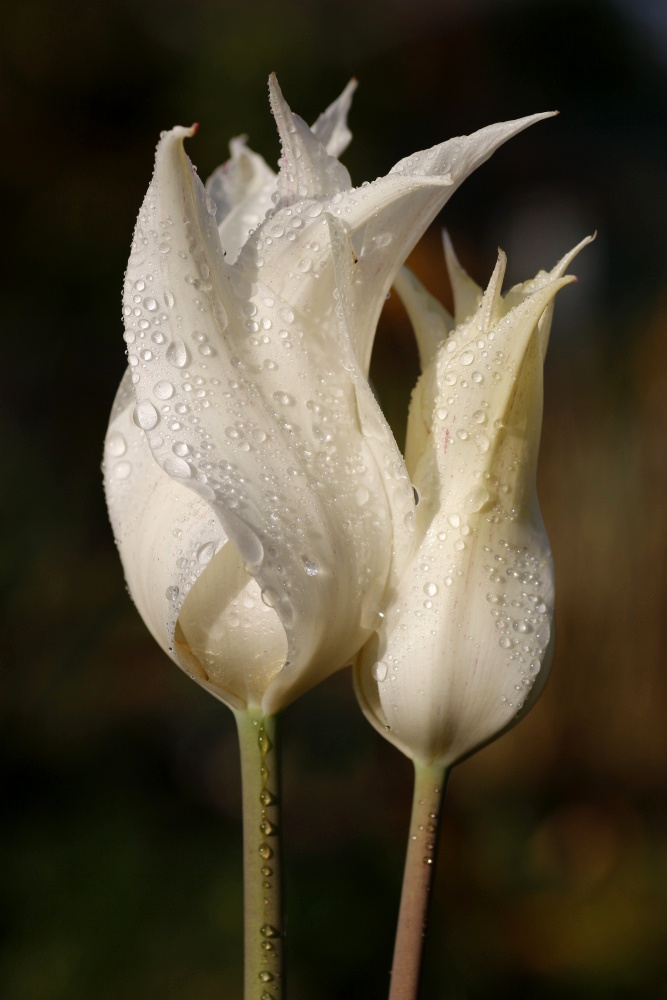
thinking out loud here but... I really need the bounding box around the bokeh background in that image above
[2,0,666,997]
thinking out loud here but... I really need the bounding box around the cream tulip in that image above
[355,234,593,769]
[105,74,556,717]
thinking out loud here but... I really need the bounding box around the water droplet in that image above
[165,291,175,308]
[197,541,217,565]
[472,410,486,425]
[273,391,295,406]
[260,924,280,938]
[300,555,318,576]
[535,626,550,649]
[466,486,490,511]
[258,843,273,860]
[423,582,438,597]
[472,371,484,384]
[106,431,126,457]
[144,297,158,311]
[448,513,460,528]
[166,338,190,369]
[154,380,174,400]
[259,971,274,983]
[499,635,514,649]
[173,441,191,457]
[133,401,159,430]
[114,460,132,479]
[163,456,191,478]
[165,585,179,601]
[372,661,388,682]
[460,350,474,366]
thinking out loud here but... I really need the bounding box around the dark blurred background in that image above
[1,0,666,997]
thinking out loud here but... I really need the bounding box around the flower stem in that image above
[388,762,450,1000]
[235,709,284,1000]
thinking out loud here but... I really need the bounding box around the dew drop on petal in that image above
[133,401,159,430]
[273,391,295,406]
[106,431,126,457]
[300,555,318,576]
[165,585,179,601]
[166,338,190,369]
[372,661,388,682]
[163,456,191,478]
[197,541,217,565]
[114,460,132,479]
[466,486,490,511]
[154,380,174,400]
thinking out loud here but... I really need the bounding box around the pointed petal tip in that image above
[162,124,199,144]
[550,232,596,279]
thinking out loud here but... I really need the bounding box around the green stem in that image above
[235,710,284,1000]
[388,762,449,1000]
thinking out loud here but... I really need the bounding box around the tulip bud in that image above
[354,234,593,768]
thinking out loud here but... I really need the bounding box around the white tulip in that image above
[355,234,593,768]
[105,74,555,716]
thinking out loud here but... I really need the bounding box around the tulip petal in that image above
[205,136,277,263]
[356,242,588,768]
[121,125,414,715]
[393,266,454,371]
[311,78,358,157]
[392,266,453,479]
[443,231,484,324]
[501,233,596,356]
[269,73,352,208]
[175,536,287,709]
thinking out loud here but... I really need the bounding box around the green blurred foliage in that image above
[1,0,666,997]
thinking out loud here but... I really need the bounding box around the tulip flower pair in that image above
[104,76,588,999]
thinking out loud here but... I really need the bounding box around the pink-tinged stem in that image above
[389,762,449,1000]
